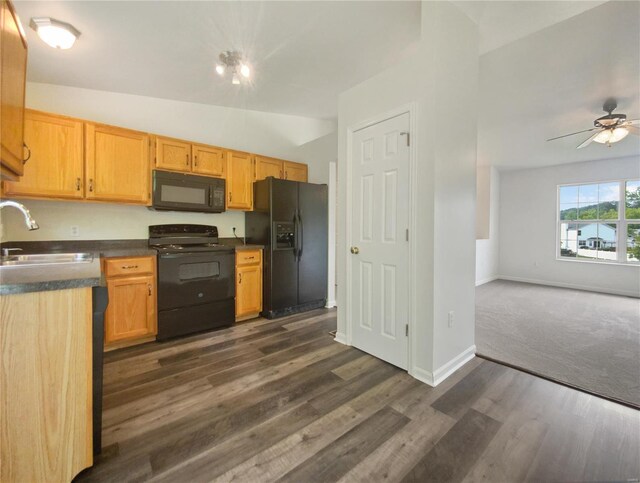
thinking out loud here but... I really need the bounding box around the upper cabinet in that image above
[85,123,151,204]
[283,161,308,182]
[254,155,283,181]
[0,0,27,180]
[192,144,225,178]
[154,137,226,179]
[154,136,192,172]
[226,150,253,210]
[3,108,309,210]
[4,110,84,199]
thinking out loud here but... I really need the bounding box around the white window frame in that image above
[556,178,640,265]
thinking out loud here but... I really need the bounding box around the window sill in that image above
[556,257,640,267]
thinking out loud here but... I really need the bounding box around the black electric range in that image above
[149,224,235,340]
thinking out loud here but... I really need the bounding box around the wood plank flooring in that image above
[76,308,640,482]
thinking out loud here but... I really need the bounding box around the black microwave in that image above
[151,170,226,213]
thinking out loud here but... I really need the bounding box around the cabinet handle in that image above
[239,272,242,284]
[89,179,94,192]
[284,171,288,179]
[194,155,198,167]
[246,256,255,260]
[229,192,232,202]
[76,178,81,191]
[23,143,31,163]
[148,283,152,296]
[121,265,139,269]
[186,153,189,166]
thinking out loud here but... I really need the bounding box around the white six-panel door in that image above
[350,112,410,369]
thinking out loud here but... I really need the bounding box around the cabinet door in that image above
[254,155,283,181]
[155,136,191,172]
[4,111,84,199]
[85,123,150,204]
[0,0,27,179]
[283,161,308,182]
[226,150,253,210]
[105,274,156,344]
[236,264,262,317]
[192,144,225,178]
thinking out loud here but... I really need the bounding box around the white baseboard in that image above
[475,276,498,287]
[325,300,337,308]
[333,331,348,345]
[410,366,435,386]
[409,345,476,387]
[432,345,476,386]
[498,275,640,298]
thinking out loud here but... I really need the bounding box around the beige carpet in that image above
[476,280,640,408]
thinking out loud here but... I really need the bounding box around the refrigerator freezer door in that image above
[270,178,300,311]
[297,182,328,305]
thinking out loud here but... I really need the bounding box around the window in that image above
[558,179,640,264]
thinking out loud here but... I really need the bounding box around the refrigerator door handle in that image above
[297,211,304,260]
[293,211,299,258]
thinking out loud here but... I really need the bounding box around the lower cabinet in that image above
[103,256,157,348]
[235,249,262,320]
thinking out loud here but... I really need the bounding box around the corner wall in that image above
[499,156,640,297]
[476,166,500,285]
[336,1,478,380]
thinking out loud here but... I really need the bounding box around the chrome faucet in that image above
[0,200,39,230]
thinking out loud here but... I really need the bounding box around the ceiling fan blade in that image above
[624,119,639,126]
[628,125,640,137]
[576,130,602,149]
[546,128,597,142]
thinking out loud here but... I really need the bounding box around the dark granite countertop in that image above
[0,239,157,258]
[218,238,265,250]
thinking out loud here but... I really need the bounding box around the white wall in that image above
[476,166,500,285]
[336,1,478,381]
[1,83,336,242]
[499,156,640,297]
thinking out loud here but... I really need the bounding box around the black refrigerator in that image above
[245,177,328,318]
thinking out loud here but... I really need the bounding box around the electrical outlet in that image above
[70,225,80,237]
[447,311,454,328]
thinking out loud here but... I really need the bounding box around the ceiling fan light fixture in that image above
[240,63,251,78]
[29,17,80,50]
[593,127,630,145]
[231,72,240,85]
[215,64,225,76]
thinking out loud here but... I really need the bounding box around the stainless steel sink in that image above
[0,252,94,266]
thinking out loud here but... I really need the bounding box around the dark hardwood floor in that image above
[77,308,640,482]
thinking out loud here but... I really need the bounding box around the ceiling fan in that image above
[547,98,639,149]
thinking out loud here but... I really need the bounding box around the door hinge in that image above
[400,131,410,146]
[405,324,409,336]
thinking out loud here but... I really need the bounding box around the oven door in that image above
[157,250,235,311]
[152,170,225,213]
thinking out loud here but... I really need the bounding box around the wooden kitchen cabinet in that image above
[1,287,93,482]
[283,160,308,182]
[3,110,84,199]
[254,155,283,181]
[104,256,157,348]
[226,150,253,210]
[85,123,151,204]
[235,249,262,320]
[154,136,192,172]
[0,0,27,180]
[192,143,225,177]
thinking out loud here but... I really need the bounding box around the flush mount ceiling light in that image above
[29,17,80,50]
[215,51,251,85]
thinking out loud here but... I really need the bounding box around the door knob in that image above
[350,246,359,254]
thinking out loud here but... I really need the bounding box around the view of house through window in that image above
[559,179,640,263]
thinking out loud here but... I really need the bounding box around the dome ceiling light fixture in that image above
[547,98,639,149]
[215,51,251,85]
[29,17,80,50]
